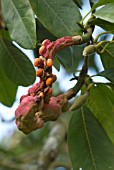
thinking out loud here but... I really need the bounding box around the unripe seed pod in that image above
[46,77,53,86]
[46,88,52,95]
[83,45,96,56]
[34,58,41,67]
[36,68,43,77]
[39,92,44,98]
[46,59,53,67]
[70,91,89,111]
[39,46,46,55]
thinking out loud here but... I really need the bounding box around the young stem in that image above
[94,31,112,43]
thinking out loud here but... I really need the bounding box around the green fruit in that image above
[70,91,89,111]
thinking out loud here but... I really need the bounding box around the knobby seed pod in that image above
[70,91,89,111]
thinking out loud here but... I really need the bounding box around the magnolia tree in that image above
[0,0,114,169]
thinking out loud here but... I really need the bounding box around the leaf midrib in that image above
[43,0,73,35]
[10,0,34,47]
[81,107,97,170]
[0,38,30,85]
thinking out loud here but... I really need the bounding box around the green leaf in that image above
[56,47,74,71]
[1,0,36,49]
[92,0,114,10]
[73,0,83,9]
[56,45,84,73]
[89,18,114,33]
[36,19,56,42]
[100,42,114,69]
[29,0,82,38]
[53,56,60,71]
[86,83,114,144]
[0,36,36,86]
[96,68,114,83]
[0,66,17,106]
[94,3,114,23]
[68,106,114,170]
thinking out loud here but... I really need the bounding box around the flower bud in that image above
[83,45,96,56]
[70,91,89,111]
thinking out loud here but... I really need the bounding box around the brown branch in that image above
[0,0,5,30]
[65,55,88,100]
[37,120,67,170]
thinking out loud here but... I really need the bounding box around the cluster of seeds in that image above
[34,37,75,102]
[34,40,57,101]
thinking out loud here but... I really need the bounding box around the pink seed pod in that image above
[44,51,49,59]
[42,39,51,46]
[41,97,62,122]
[47,42,54,50]
[15,95,44,134]
[28,82,41,96]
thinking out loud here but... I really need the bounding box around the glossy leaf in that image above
[53,56,60,71]
[68,106,114,170]
[0,36,36,86]
[73,0,83,9]
[56,45,84,73]
[100,42,114,69]
[0,66,17,106]
[1,0,36,49]
[92,0,114,10]
[86,83,114,144]
[30,0,82,38]
[89,18,114,33]
[36,19,56,42]
[94,3,114,23]
[96,68,114,83]
[56,47,74,71]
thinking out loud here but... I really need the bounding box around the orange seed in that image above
[46,88,52,95]
[39,92,44,98]
[39,46,46,55]
[46,77,53,86]
[36,69,43,77]
[46,59,53,67]
[34,58,40,67]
